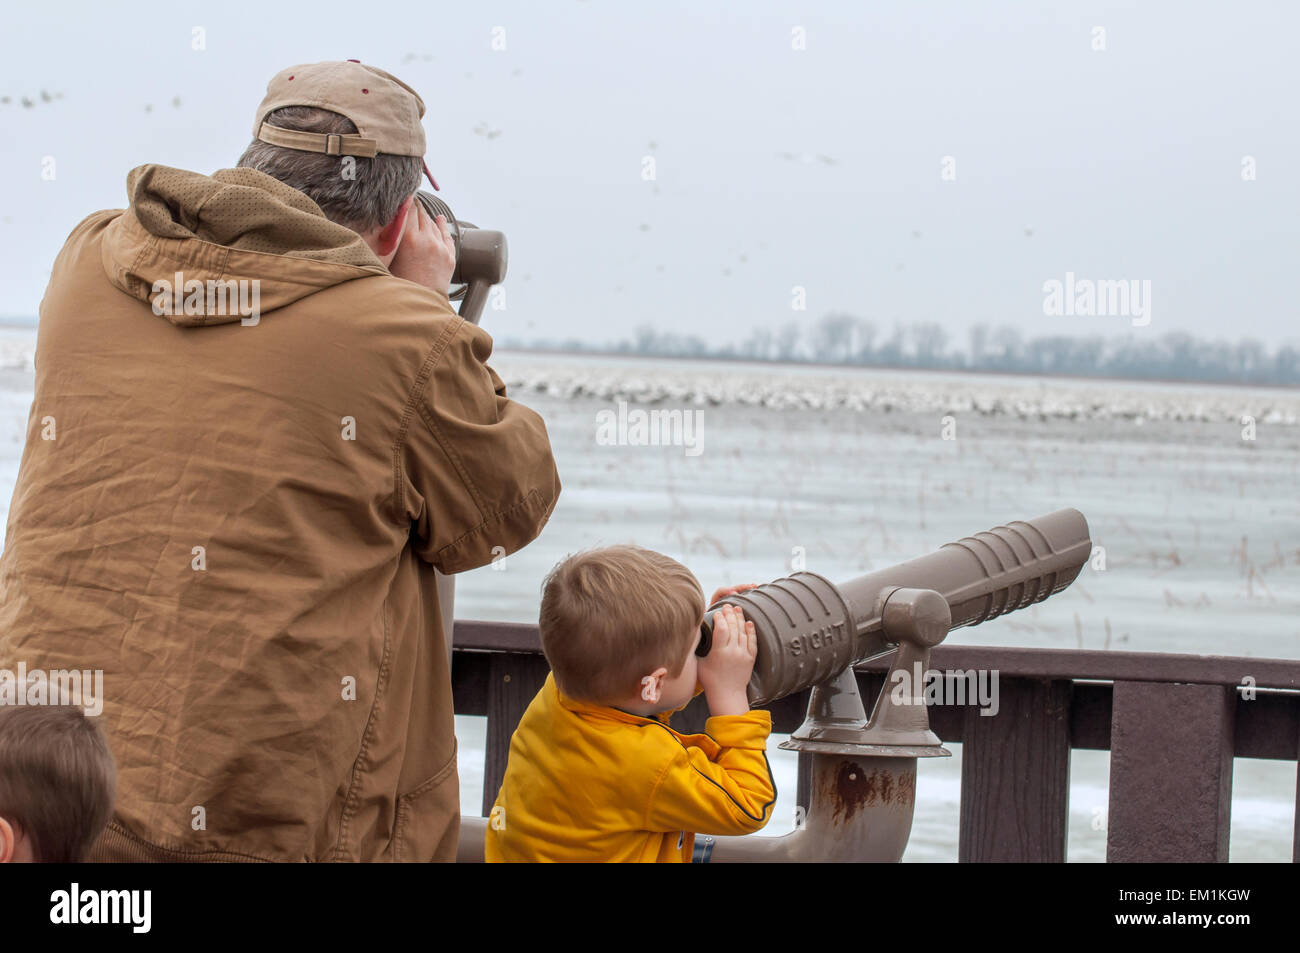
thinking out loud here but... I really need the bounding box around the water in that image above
[462,351,1300,660]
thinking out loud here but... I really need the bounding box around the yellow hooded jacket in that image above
[485,673,776,862]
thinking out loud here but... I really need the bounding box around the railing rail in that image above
[451,620,1300,863]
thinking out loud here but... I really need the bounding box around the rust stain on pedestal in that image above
[827,761,916,822]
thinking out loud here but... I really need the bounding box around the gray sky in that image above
[1,0,1295,346]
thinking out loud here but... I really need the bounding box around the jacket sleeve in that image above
[644,710,776,836]
[402,312,561,573]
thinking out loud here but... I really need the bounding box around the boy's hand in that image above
[708,583,757,606]
[697,604,756,717]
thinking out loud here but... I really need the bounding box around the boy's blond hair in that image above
[540,545,704,704]
[0,703,116,862]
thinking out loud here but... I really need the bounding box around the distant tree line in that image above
[504,314,1300,387]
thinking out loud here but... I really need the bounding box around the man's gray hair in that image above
[236,106,422,232]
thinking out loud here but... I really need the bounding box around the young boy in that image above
[485,545,774,862]
[0,702,117,862]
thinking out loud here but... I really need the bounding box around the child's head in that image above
[540,545,704,708]
[0,703,117,863]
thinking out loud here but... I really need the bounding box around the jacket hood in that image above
[101,164,390,327]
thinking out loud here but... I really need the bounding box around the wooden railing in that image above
[452,620,1300,862]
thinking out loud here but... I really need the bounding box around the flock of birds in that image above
[1,70,1037,289]
[0,89,63,108]
[497,357,1300,427]
[1,88,181,113]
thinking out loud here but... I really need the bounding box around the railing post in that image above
[1294,729,1300,864]
[482,652,551,817]
[1107,681,1235,862]
[958,678,1072,862]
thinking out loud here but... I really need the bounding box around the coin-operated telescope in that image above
[414,192,510,659]
[694,507,1092,863]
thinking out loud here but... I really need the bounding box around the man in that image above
[0,61,561,861]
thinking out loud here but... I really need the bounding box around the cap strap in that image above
[256,122,380,158]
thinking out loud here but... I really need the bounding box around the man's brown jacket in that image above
[0,165,561,861]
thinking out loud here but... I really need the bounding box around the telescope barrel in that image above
[706,508,1092,707]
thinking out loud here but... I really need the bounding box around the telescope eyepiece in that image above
[696,612,715,657]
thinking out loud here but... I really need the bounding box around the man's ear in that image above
[640,667,668,704]
[373,195,414,259]
[0,817,16,863]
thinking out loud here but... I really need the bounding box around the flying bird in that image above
[777,152,838,166]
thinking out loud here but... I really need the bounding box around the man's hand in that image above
[697,604,756,717]
[389,199,457,295]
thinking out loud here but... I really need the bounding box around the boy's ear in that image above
[0,817,16,863]
[640,668,668,704]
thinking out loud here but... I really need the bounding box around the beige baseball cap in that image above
[252,59,439,190]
